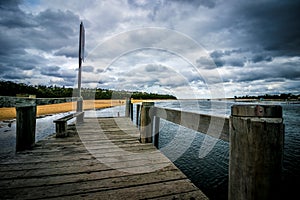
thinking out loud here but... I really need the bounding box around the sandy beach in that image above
[0,99,139,120]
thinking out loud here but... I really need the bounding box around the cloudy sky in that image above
[1,0,300,99]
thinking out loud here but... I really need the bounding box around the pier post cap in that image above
[142,102,154,107]
[231,104,282,118]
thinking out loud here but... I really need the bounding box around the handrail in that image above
[153,107,229,141]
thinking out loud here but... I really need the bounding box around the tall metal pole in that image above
[78,22,82,98]
[77,22,84,113]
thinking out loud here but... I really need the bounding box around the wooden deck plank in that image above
[0,117,207,199]
[48,180,206,200]
[0,165,183,190]
[0,155,172,180]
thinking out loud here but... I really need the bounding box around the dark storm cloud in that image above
[0,0,37,28]
[54,47,77,58]
[0,0,80,84]
[209,49,246,67]
[40,66,61,77]
[127,0,162,21]
[222,61,300,83]
[0,1,79,55]
[277,64,300,80]
[82,66,94,73]
[209,48,276,67]
[251,54,273,63]
[196,56,219,69]
[210,50,230,59]
[41,66,76,79]
[0,28,27,56]
[36,9,78,40]
[0,64,35,80]
[0,53,39,80]
[172,0,217,9]
[43,66,60,72]
[96,69,104,73]
[127,0,217,23]
[232,0,300,56]
[210,49,246,59]
[213,59,225,67]
[264,78,286,83]
[0,1,80,53]
[128,0,217,9]
[145,64,168,72]
[0,65,23,80]
[2,72,31,80]
[28,9,80,52]
[227,58,244,67]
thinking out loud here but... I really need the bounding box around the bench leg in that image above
[55,122,67,137]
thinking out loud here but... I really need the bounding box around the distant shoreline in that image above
[0,100,130,121]
[0,99,168,121]
[1,98,299,121]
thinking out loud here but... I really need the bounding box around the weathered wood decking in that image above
[0,117,207,199]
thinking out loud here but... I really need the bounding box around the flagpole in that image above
[77,22,84,113]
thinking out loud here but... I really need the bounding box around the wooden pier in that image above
[0,117,207,199]
[0,100,284,200]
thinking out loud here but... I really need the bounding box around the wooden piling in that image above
[140,102,154,143]
[154,116,160,148]
[130,102,133,121]
[136,104,141,127]
[125,98,131,117]
[229,105,284,200]
[16,105,37,151]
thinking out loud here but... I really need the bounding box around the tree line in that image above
[0,80,176,100]
[234,93,300,100]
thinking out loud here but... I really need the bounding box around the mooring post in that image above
[140,102,154,143]
[153,116,160,148]
[136,104,141,127]
[76,97,84,123]
[229,105,284,200]
[16,104,37,151]
[125,98,131,117]
[130,102,133,121]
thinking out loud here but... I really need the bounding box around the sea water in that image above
[153,100,300,199]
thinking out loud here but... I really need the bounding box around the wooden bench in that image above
[53,112,84,137]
